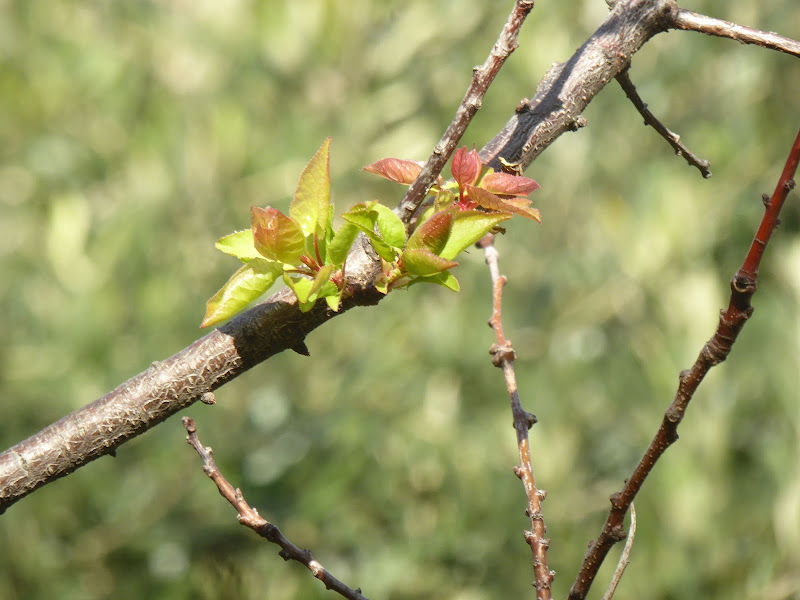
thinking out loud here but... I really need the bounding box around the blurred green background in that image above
[1,1,799,598]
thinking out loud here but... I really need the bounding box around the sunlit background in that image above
[1,1,799,598]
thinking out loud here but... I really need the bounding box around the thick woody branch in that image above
[480,0,679,170]
[182,418,369,600]
[568,126,800,600]
[1,0,795,515]
[0,253,383,514]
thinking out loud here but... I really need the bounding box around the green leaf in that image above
[309,264,333,296]
[290,137,331,237]
[440,210,512,260]
[284,273,313,304]
[328,222,359,266]
[401,247,458,277]
[215,230,261,262]
[324,287,343,311]
[411,271,460,292]
[341,202,397,262]
[251,206,306,264]
[201,259,283,328]
[371,203,406,248]
[406,210,453,255]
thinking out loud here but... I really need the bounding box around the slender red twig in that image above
[568,126,800,600]
[396,0,535,225]
[182,417,370,600]
[478,234,553,599]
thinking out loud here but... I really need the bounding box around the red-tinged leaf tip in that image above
[451,146,482,187]
[467,185,542,223]
[251,206,306,263]
[480,171,540,197]
[406,210,453,256]
[363,158,425,185]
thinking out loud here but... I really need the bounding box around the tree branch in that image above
[479,234,553,599]
[568,124,800,600]
[616,69,712,178]
[672,9,800,58]
[396,0,535,225]
[1,0,795,518]
[182,418,369,600]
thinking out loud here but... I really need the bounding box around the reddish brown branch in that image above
[568,125,800,600]
[479,234,552,599]
[616,69,711,178]
[396,0,535,224]
[673,9,800,58]
[182,417,369,600]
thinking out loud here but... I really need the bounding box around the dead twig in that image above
[616,69,711,178]
[602,503,637,600]
[182,417,370,600]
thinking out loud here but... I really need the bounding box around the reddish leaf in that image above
[466,185,542,223]
[251,206,306,264]
[406,210,453,256]
[480,171,540,197]
[363,158,425,185]
[451,146,482,187]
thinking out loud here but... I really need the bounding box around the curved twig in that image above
[568,125,800,600]
[616,69,712,178]
[182,418,369,600]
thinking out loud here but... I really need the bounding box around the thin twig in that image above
[568,125,800,600]
[602,503,636,600]
[396,0,535,225]
[672,9,800,58]
[181,417,370,600]
[478,234,553,599]
[616,70,711,178]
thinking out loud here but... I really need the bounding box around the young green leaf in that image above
[251,206,306,264]
[412,270,460,292]
[215,230,261,262]
[341,202,397,262]
[401,247,458,277]
[328,222,359,266]
[371,203,406,248]
[466,185,542,223]
[440,210,512,260]
[201,259,283,328]
[406,210,453,256]
[290,137,331,238]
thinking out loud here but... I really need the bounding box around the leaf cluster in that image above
[203,142,540,327]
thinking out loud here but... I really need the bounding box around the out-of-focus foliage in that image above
[1,1,799,599]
